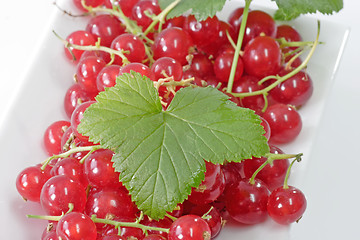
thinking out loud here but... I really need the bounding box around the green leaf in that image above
[272,0,343,20]
[78,72,269,220]
[158,0,227,21]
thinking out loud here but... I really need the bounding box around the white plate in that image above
[0,0,349,239]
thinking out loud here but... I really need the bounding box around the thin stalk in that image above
[283,153,303,189]
[226,0,252,93]
[53,31,130,64]
[41,145,102,170]
[231,21,321,99]
[91,215,170,233]
[144,0,181,36]
[249,153,303,185]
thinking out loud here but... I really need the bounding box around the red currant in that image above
[267,186,307,224]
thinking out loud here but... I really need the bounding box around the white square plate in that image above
[0,0,349,239]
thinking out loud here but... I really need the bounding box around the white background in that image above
[0,0,359,239]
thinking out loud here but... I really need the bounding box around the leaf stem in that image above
[226,0,252,93]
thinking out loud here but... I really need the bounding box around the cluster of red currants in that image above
[15,0,311,239]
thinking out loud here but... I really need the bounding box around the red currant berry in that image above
[152,27,194,65]
[65,31,96,63]
[16,165,51,202]
[262,103,302,144]
[40,175,87,215]
[43,120,71,156]
[168,215,211,240]
[276,24,302,50]
[224,178,269,224]
[243,36,282,78]
[240,10,277,47]
[96,65,122,92]
[131,0,161,30]
[111,33,146,65]
[84,149,123,189]
[51,157,88,188]
[190,204,223,238]
[228,7,245,34]
[269,69,313,107]
[56,212,97,240]
[188,162,225,205]
[151,57,183,81]
[213,51,244,83]
[76,56,107,94]
[189,53,214,78]
[119,62,155,81]
[183,15,220,50]
[267,186,307,224]
[64,83,96,119]
[232,75,265,114]
[243,145,289,190]
[71,101,96,143]
[86,14,125,47]
[104,0,140,18]
[85,187,138,224]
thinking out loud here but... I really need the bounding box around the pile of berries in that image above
[15,0,312,239]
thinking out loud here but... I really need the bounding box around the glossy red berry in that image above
[152,27,194,65]
[267,186,307,224]
[119,62,155,81]
[168,215,211,240]
[187,162,225,205]
[243,36,282,78]
[111,33,146,65]
[16,165,51,202]
[262,103,302,144]
[151,57,183,81]
[86,14,125,47]
[84,149,123,189]
[40,175,87,215]
[243,145,289,190]
[43,120,71,156]
[71,101,96,143]
[224,179,269,224]
[96,65,122,92]
[64,83,96,119]
[56,212,97,240]
[76,56,107,94]
[131,0,161,30]
[240,10,277,47]
[213,51,244,83]
[64,31,96,63]
[269,69,313,107]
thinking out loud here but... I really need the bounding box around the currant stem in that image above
[226,0,252,93]
[283,154,303,189]
[143,0,181,36]
[53,31,130,64]
[277,38,323,48]
[91,215,170,233]
[230,21,321,101]
[249,153,303,185]
[164,213,177,221]
[41,145,102,170]
[27,212,170,234]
